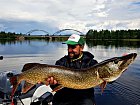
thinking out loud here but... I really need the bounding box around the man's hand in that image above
[46,77,58,85]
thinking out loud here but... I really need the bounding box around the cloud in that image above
[0,19,59,34]
[85,19,140,30]
[0,0,139,34]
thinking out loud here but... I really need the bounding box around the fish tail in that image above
[9,75,20,98]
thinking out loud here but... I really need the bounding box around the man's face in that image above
[68,44,84,59]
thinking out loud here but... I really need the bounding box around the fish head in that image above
[98,53,137,82]
[117,53,137,72]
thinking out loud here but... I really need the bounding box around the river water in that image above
[0,39,140,105]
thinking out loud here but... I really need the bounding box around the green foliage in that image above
[0,31,22,39]
[0,29,140,40]
[86,29,140,39]
[86,39,140,48]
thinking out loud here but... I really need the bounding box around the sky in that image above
[0,0,140,35]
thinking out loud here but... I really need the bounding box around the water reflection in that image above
[86,39,140,48]
[1,39,140,48]
[0,39,49,45]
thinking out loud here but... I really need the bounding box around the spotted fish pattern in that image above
[10,53,137,97]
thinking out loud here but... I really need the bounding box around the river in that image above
[0,39,140,105]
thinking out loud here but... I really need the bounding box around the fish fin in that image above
[10,75,19,98]
[22,63,40,72]
[21,63,39,72]
[52,85,63,92]
[100,81,107,93]
[22,81,35,93]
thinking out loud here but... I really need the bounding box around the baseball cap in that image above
[62,34,85,45]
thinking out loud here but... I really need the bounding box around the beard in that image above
[68,52,80,59]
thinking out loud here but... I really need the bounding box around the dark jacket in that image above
[53,51,98,103]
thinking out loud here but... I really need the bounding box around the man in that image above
[47,34,98,105]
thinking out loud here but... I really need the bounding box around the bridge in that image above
[25,29,84,36]
[25,29,50,36]
[52,29,84,35]
[16,29,85,40]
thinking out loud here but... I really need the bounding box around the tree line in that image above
[0,29,140,40]
[86,29,140,39]
[0,31,22,39]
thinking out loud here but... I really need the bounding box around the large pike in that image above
[10,53,137,97]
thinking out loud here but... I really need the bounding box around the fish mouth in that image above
[121,53,137,61]
[104,53,137,82]
[113,53,137,65]
[118,53,137,71]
